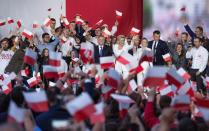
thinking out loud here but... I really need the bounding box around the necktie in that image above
[99,46,103,57]
[153,41,157,62]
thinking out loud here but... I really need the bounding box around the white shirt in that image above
[0,50,14,74]
[186,46,208,72]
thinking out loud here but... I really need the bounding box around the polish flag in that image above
[162,53,172,62]
[111,94,135,103]
[63,18,70,27]
[177,81,194,97]
[7,17,14,24]
[115,10,123,20]
[166,68,185,88]
[139,50,154,63]
[16,20,22,28]
[158,84,174,97]
[60,36,67,44]
[49,51,62,67]
[43,65,59,79]
[119,102,130,118]
[100,56,115,69]
[65,92,96,122]
[171,95,190,110]
[127,79,138,94]
[75,18,84,25]
[105,68,122,88]
[23,90,49,112]
[1,72,16,95]
[195,98,209,121]
[7,101,25,124]
[101,85,115,100]
[102,28,111,37]
[0,19,6,26]
[22,29,33,39]
[27,76,39,88]
[79,42,94,64]
[116,51,136,65]
[43,18,51,27]
[90,102,105,124]
[130,27,140,35]
[143,66,169,87]
[177,68,191,81]
[24,48,37,65]
[32,21,40,28]
[20,69,30,77]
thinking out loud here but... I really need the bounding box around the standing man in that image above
[186,37,208,94]
[148,30,171,66]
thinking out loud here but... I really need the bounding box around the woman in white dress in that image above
[113,35,133,79]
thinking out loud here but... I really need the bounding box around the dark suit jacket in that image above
[94,44,113,64]
[148,40,170,65]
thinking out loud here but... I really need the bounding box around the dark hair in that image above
[50,18,56,22]
[41,48,49,57]
[42,33,50,39]
[153,30,161,35]
[46,87,60,105]
[181,32,188,36]
[55,26,62,33]
[194,37,203,42]
[196,26,203,33]
[0,37,9,44]
[176,43,185,54]
[159,95,171,109]
[178,118,198,131]
[10,86,26,107]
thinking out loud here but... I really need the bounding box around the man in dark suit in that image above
[148,30,171,66]
[94,36,113,63]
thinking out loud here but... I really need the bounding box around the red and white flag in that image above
[171,95,190,110]
[79,42,94,64]
[166,68,185,88]
[65,92,96,122]
[115,10,122,20]
[158,84,175,97]
[8,101,25,124]
[1,72,16,95]
[0,19,6,26]
[27,76,39,88]
[90,102,105,124]
[101,85,115,100]
[32,21,40,28]
[23,90,49,112]
[43,65,59,79]
[130,27,140,35]
[7,17,14,24]
[43,18,51,27]
[22,29,33,39]
[102,28,111,37]
[139,50,154,63]
[162,53,172,62]
[16,20,22,28]
[177,81,194,97]
[195,98,209,121]
[49,51,62,67]
[111,94,135,103]
[177,68,191,81]
[63,18,70,27]
[119,102,131,119]
[143,66,169,87]
[127,79,138,94]
[105,68,122,88]
[24,48,37,65]
[100,56,115,69]
[20,69,30,77]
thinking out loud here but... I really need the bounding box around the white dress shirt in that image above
[61,37,76,57]
[186,46,208,72]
